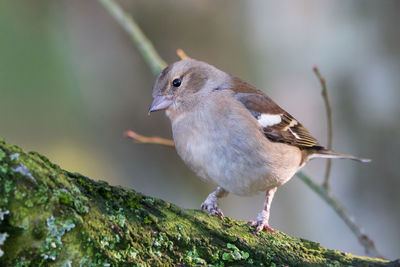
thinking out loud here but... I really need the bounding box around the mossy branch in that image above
[0,139,397,265]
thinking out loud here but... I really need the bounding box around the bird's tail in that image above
[307,149,371,163]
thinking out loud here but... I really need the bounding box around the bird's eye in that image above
[172,78,182,87]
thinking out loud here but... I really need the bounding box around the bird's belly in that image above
[174,130,282,196]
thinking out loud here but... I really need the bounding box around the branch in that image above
[313,66,333,189]
[176,48,191,60]
[97,0,385,259]
[309,68,382,257]
[1,138,396,265]
[124,130,174,147]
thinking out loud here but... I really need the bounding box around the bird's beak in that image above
[148,95,173,115]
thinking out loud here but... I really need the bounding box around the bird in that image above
[148,59,370,232]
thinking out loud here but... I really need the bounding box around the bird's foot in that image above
[248,220,275,233]
[200,200,224,220]
[249,209,275,233]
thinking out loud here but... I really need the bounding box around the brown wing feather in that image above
[231,77,321,149]
[265,113,320,148]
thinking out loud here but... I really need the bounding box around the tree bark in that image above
[0,138,397,266]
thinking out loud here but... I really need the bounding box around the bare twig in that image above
[98,0,167,75]
[313,66,333,189]
[124,130,174,147]
[176,49,190,60]
[296,172,384,258]
[307,68,382,256]
[98,0,382,258]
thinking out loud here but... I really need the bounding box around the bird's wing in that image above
[231,77,320,149]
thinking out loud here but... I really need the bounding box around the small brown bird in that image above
[149,59,370,232]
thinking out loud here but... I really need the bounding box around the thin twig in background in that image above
[313,66,333,190]
[309,68,383,257]
[176,48,191,60]
[124,130,174,147]
[97,0,383,258]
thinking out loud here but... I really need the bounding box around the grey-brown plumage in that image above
[149,59,370,232]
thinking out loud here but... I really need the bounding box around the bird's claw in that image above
[248,220,275,233]
[201,202,224,220]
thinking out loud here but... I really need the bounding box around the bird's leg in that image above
[200,186,229,219]
[249,187,277,233]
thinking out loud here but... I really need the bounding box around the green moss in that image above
[56,189,74,206]
[0,138,397,266]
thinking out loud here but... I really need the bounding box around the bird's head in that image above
[149,59,230,114]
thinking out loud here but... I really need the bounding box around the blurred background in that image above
[1,0,399,259]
